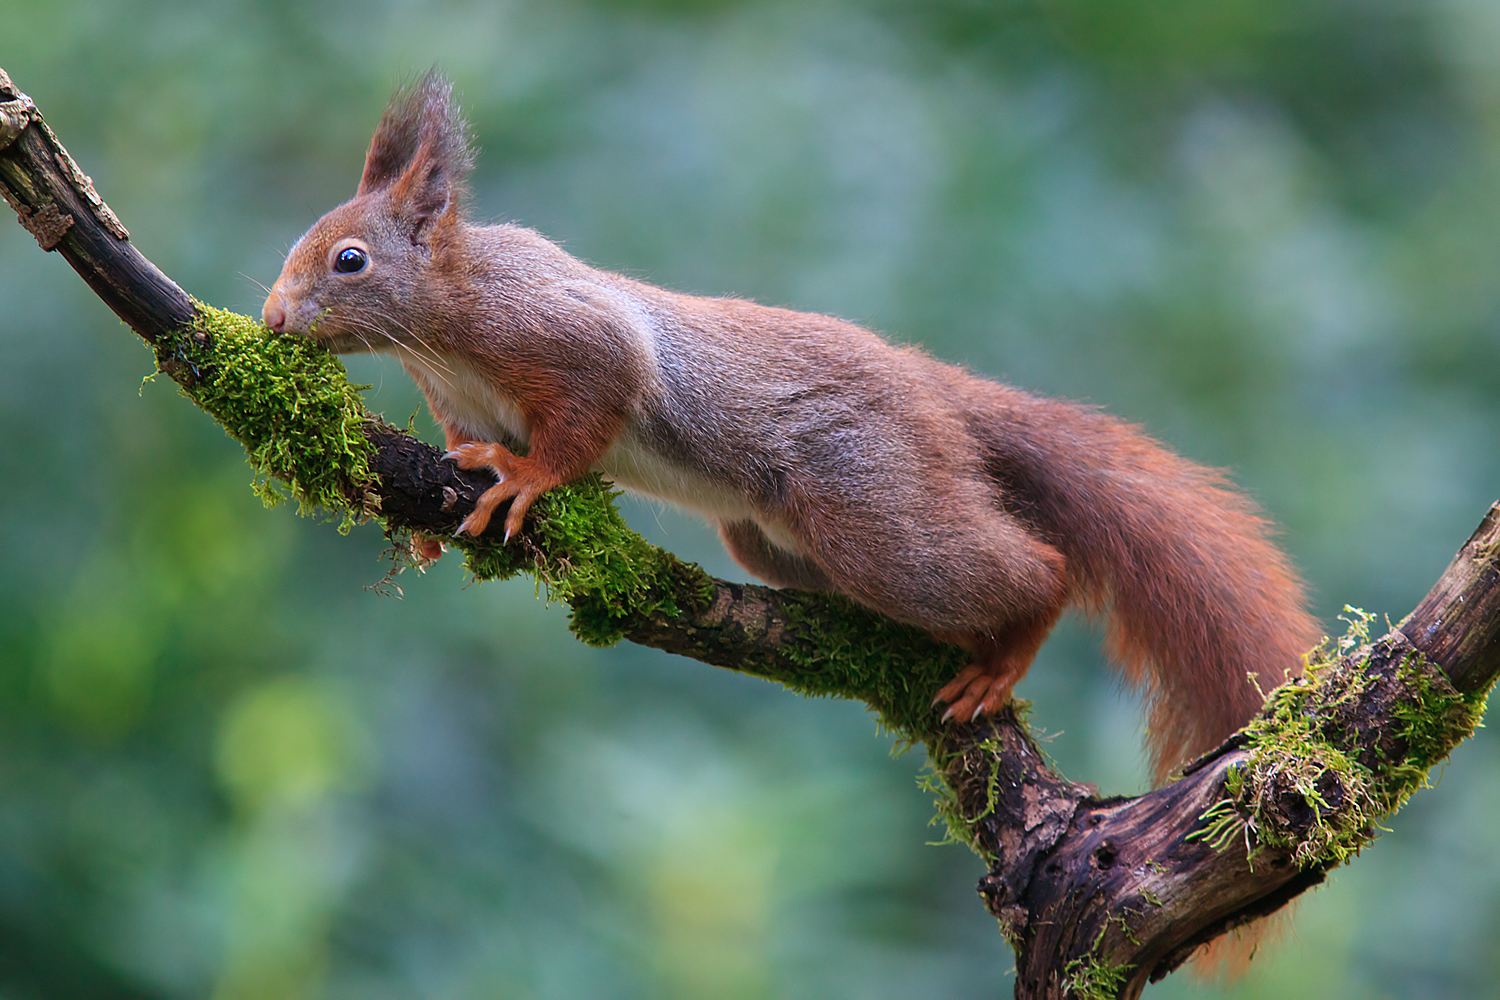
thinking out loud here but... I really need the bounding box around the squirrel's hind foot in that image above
[933,658,1025,722]
[931,614,1060,722]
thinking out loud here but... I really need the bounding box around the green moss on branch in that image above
[457,473,967,740]
[162,303,376,530]
[459,475,717,646]
[1062,949,1133,1000]
[1207,608,1490,869]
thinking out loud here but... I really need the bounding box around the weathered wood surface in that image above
[0,68,193,344]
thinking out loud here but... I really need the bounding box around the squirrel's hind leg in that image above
[717,519,836,591]
[723,495,1073,722]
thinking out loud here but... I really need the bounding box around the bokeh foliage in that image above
[3,0,1500,996]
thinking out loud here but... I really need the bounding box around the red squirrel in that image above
[263,72,1319,783]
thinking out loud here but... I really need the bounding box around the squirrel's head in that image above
[262,69,475,355]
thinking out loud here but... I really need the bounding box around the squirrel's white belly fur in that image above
[397,349,528,444]
[595,429,805,554]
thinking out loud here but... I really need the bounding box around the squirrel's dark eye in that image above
[333,246,368,274]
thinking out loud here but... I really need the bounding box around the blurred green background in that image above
[3,0,1500,997]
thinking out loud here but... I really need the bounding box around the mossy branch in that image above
[6,66,1500,1000]
[167,306,971,743]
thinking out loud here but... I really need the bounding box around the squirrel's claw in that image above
[934,659,1022,723]
[933,663,985,708]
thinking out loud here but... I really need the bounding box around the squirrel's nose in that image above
[262,294,286,332]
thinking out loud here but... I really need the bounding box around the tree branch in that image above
[4,67,1496,999]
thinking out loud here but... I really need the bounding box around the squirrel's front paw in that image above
[445,443,559,542]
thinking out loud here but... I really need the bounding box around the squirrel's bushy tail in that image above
[973,388,1320,784]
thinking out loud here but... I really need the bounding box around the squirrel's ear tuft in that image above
[358,68,476,223]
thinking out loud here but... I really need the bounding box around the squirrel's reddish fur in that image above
[263,72,1320,789]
